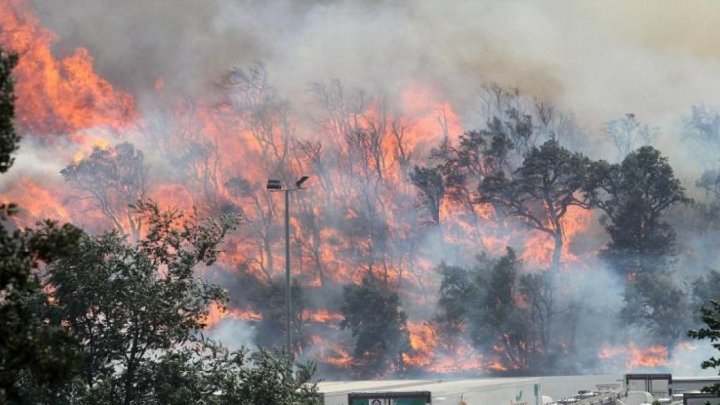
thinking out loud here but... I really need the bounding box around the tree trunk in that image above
[551,232,563,273]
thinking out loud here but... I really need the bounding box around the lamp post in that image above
[266,175,309,354]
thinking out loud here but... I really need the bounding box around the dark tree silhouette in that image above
[61,142,148,241]
[586,146,689,277]
[0,47,17,174]
[340,275,409,376]
[0,47,83,402]
[479,139,592,273]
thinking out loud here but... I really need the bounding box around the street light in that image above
[266,176,309,354]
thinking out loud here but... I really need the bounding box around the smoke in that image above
[207,319,257,351]
[5,0,720,377]
[26,0,720,129]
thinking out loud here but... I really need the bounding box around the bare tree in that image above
[225,176,277,282]
[61,142,147,241]
[219,64,297,280]
[604,113,657,162]
[310,80,398,284]
[144,98,225,212]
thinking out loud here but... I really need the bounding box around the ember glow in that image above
[3,0,717,378]
[0,0,135,135]
[598,342,669,370]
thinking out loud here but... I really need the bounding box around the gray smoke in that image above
[12,0,720,376]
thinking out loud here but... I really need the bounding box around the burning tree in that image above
[0,47,17,174]
[225,176,279,281]
[61,142,148,241]
[437,111,527,229]
[688,299,720,394]
[309,80,407,285]
[340,275,410,376]
[478,139,593,273]
[220,65,302,282]
[0,46,83,402]
[5,0,716,378]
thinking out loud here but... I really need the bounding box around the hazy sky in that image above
[27,0,720,155]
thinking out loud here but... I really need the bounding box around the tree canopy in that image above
[340,275,410,376]
[479,139,592,272]
[0,45,85,403]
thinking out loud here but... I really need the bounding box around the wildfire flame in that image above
[0,0,135,136]
[598,341,669,369]
[0,0,667,379]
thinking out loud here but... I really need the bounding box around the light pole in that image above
[266,175,309,354]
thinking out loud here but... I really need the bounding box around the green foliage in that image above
[0,221,84,402]
[621,272,688,347]
[0,45,84,402]
[9,201,319,404]
[455,118,520,179]
[587,146,689,277]
[585,146,690,347]
[132,339,318,405]
[0,47,18,174]
[689,300,720,396]
[693,271,720,321]
[434,262,474,343]
[249,278,306,351]
[340,275,409,376]
[27,201,237,403]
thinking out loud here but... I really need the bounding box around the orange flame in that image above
[202,302,262,330]
[598,341,668,369]
[0,0,135,136]
[0,0,614,379]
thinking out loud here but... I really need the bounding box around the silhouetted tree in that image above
[587,147,689,347]
[683,105,720,156]
[603,114,657,162]
[479,139,592,273]
[434,262,474,346]
[61,142,148,241]
[0,47,83,402]
[340,275,409,376]
[434,249,553,372]
[692,270,720,325]
[621,272,688,348]
[249,278,306,352]
[0,46,17,174]
[410,165,445,225]
[586,146,689,277]
[689,299,720,395]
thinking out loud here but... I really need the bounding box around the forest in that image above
[4,0,720,403]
